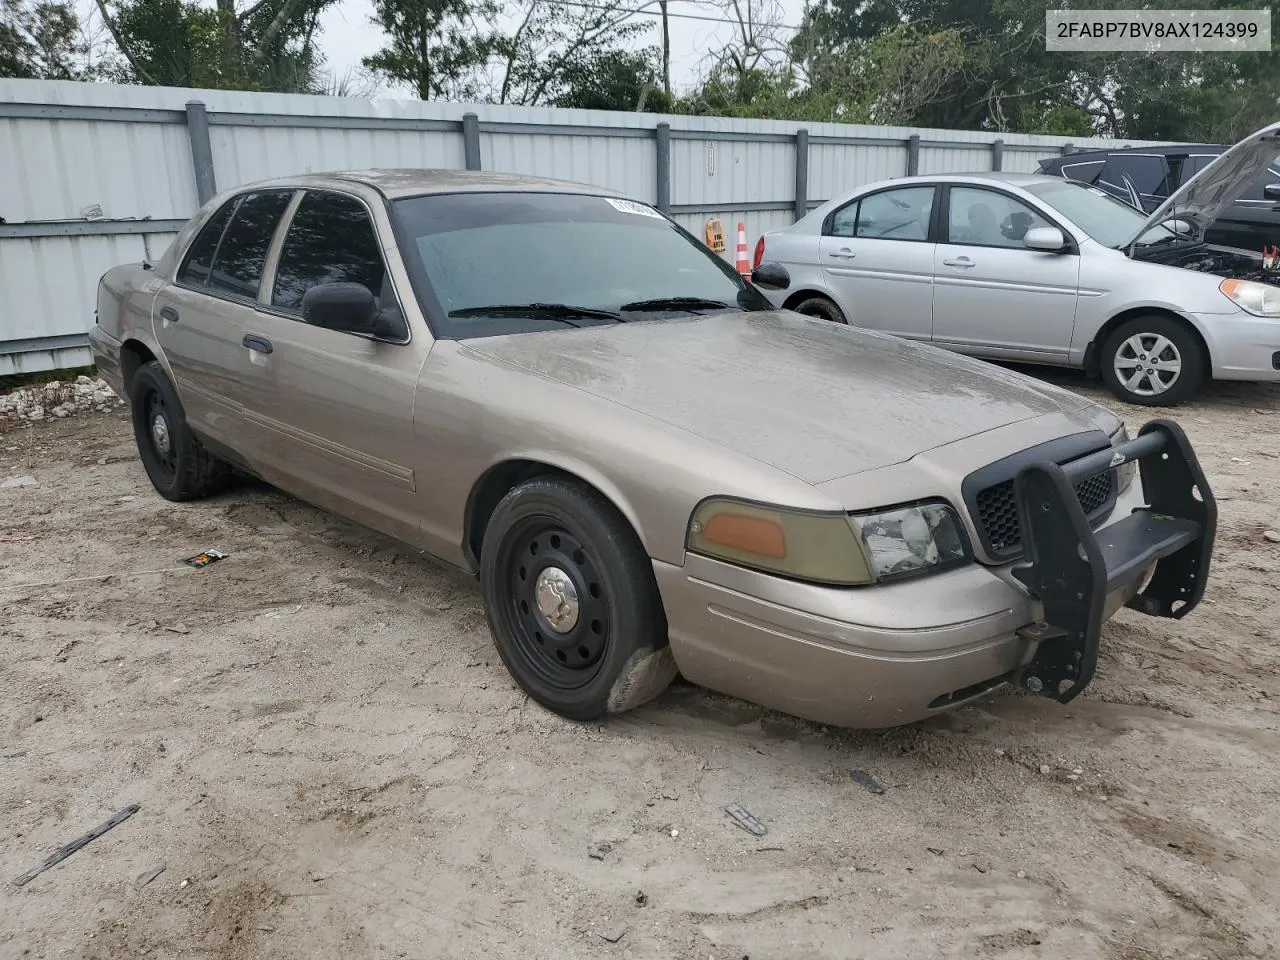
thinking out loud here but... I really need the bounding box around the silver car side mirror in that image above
[1023,226,1066,252]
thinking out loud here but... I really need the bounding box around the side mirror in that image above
[751,261,791,290]
[1023,226,1066,252]
[1264,183,1280,201]
[302,282,377,333]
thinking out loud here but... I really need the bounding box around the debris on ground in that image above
[724,803,768,837]
[163,623,191,635]
[598,926,627,943]
[850,769,885,794]
[1264,530,1280,543]
[927,847,945,857]
[0,476,38,489]
[183,549,227,569]
[0,376,122,425]
[0,534,37,542]
[634,890,647,906]
[1040,764,1053,775]
[134,863,166,889]
[11,804,141,887]
[587,842,613,861]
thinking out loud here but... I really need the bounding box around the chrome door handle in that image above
[828,249,857,260]
[942,257,974,267]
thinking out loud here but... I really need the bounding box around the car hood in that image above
[459,311,1097,484]
[1129,119,1280,250]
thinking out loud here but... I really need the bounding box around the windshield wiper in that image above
[448,302,622,325]
[619,296,732,313]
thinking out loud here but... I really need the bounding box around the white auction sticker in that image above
[606,198,666,219]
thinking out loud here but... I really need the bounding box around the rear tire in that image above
[1099,316,1205,406]
[791,295,847,324]
[130,361,231,501]
[479,476,675,721]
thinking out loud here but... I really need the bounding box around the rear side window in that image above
[178,201,235,286]
[206,191,292,299]
[272,192,388,312]
[1100,154,1170,208]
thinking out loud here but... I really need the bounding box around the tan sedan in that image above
[90,170,1217,728]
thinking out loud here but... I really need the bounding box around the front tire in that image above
[1099,316,1205,406]
[479,476,676,720]
[130,361,231,501]
[791,295,847,324]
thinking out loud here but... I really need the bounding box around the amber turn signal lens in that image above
[702,512,786,558]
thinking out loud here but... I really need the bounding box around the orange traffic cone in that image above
[734,222,751,280]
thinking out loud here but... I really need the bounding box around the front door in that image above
[818,184,937,340]
[153,189,294,448]
[930,186,1081,362]
[238,189,430,547]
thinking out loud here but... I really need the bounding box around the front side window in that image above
[854,187,934,241]
[204,191,292,299]
[273,192,389,311]
[947,187,1052,248]
[391,192,770,339]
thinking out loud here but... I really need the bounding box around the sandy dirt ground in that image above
[1,369,1278,960]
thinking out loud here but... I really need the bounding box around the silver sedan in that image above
[756,122,1280,405]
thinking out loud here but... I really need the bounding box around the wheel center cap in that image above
[534,566,580,633]
[150,414,171,455]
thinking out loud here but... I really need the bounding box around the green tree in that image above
[552,48,672,112]
[0,0,90,79]
[100,0,333,91]
[363,0,499,100]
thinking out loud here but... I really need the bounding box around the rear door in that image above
[237,189,430,546]
[817,184,937,340]
[153,189,293,448]
[930,185,1080,362]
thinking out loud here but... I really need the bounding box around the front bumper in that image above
[657,419,1215,728]
[1195,309,1280,380]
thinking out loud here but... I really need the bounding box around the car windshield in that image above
[1022,179,1177,249]
[391,191,771,337]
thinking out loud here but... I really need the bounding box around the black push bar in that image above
[1010,418,1217,704]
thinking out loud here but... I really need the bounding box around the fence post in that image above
[991,138,1004,172]
[907,134,920,176]
[185,101,217,206]
[462,113,481,171]
[1061,142,1075,156]
[655,122,671,213]
[793,128,809,222]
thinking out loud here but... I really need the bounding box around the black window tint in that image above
[1058,158,1105,186]
[206,191,292,299]
[272,193,387,311]
[178,201,235,286]
[1100,155,1170,207]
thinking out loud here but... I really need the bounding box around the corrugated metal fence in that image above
[0,78,1162,375]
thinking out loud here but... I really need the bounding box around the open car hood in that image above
[1127,120,1280,252]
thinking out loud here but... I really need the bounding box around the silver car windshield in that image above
[1022,180,1176,249]
[391,191,771,338]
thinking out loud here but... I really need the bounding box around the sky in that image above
[314,0,810,98]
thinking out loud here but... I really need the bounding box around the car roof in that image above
[241,168,626,201]
[1041,145,1228,163]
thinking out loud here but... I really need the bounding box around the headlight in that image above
[1110,424,1138,495]
[687,499,873,585]
[849,501,970,582]
[1220,278,1280,316]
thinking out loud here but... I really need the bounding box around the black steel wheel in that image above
[480,476,677,720]
[503,522,611,689]
[130,361,231,501]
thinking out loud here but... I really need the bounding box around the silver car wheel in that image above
[1113,333,1182,397]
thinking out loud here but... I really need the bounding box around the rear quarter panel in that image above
[95,263,168,392]
[758,230,839,311]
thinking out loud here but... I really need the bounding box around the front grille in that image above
[975,469,1115,555]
